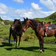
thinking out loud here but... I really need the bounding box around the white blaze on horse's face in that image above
[23,26,26,31]
[23,20,31,31]
[12,25,15,30]
[23,23,29,31]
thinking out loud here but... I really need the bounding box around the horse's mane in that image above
[29,19,39,26]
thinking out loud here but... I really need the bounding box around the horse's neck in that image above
[34,23,42,31]
[15,25,22,30]
[30,20,38,29]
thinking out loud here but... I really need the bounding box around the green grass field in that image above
[0,40,56,56]
[0,24,56,56]
[0,24,10,39]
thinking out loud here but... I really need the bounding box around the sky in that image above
[0,0,56,21]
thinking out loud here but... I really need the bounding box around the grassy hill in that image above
[45,12,56,20]
[0,17,13,25]
[4,20,13,25]
[34,12,56,24]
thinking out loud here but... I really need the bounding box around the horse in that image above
[22,18,56,53]
[9,19,23,47]
[41,21,56,36]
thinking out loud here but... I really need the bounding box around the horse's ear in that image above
[26,17,28,20]
[23,17,28,21]
[14,19,17,21]
[13,19,17,24]
[23,17,25,21]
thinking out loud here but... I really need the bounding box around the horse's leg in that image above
[15,36,17,48]
[12,34,17,48]
[39,41,44,53]
[35,30,44,53]
[39,36,44,53]
[9,27,12,44]
[54,29,56,43]
[54,34,56,43]
[18,34,22,47]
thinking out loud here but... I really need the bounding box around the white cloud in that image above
[40,0,56,11]
[14,8,55,19]
[0,2,55,21]
[53,0,56,3]
[39,11,55,18]
[0,9,7,14]
[1,16,13,20]
[14,9,33,18]
[0,3,9,14]
[13,0,24,3]
[0,3,7,9]
[24,12,32,17]
[31,2,42,10]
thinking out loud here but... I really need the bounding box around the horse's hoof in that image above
[40,50,44,53]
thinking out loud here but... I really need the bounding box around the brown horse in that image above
[9,19,23,47]
[41,21,56,37]
[22,18,56,53]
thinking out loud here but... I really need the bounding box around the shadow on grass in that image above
[5,46,39,51]
[5,46,40,52]
[0,42,56,52]
[0,42,13,47]
[5,46,56,52]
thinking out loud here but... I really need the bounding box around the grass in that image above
[0,24,10,39]
[0,40,56,56]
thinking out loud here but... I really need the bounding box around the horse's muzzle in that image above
[22,29,25,32]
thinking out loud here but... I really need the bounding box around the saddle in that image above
[44,24,56,36]
[49,24,56,29]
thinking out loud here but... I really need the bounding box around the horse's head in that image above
[13,19,21,26]
[23,17,28,25]
[23,18,34,31]
[12,19,22,30]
